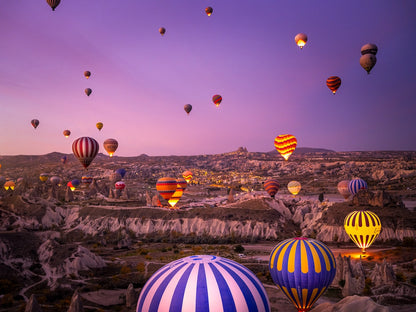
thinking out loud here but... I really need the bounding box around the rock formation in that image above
[67,289,84,312]
[369,259,396,287]
[126,283,138,308]
[332,255,365,297]
[65,187,74,202]
[310,295,391,312]
[145,191,152,206]
[25,294,43,312]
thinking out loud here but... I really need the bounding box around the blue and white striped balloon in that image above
[136,255,270,312]
[348,178,368,195]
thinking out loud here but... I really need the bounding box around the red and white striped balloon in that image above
[72,137,99,169]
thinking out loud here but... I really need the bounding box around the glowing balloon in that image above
[159,27,166,36]
[287,181,301,196]
[205,6,213,16]
[96,122,103,131]
[72,137,99,169]
[212,94,222,107]
[115,181,126,190]
[274,134,297,161]
[31,119,39,129]
[269,237,336,312]
[177,177,187,191]
[360,54,377,74]
[81,175,93,185]
[4,181,15,191]
[348,178,367,195]
[156,177,178,201]
[295,33,308,49]
[182,170,193,183]
[361,43,378,56]
[85,88,92,96]
[136,255,270,312]
[326,76,341,94]
[84,71,91,79]
[184,104,192,115]
[39,173,49,182]
[63,130,71,138]
[103,138,118,157]
[46,0,60,11]
[337,180,350,200]
[168,178,188,208]
[67,181,75,192]
[344,210,381,253]
[264,179,280,198]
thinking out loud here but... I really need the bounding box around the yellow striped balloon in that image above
[269,238,336,312]
[156,177,178,201]
[344,210,381,253]
[287,181,301,196]
[274,134,297,161]
[182,170,193,183]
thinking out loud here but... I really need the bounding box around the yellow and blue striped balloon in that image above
[269,238,336,312]
[344,210,381,253]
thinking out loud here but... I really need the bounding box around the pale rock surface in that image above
[331,255,365,297]
[126,283,138,308]
[25,294,43,312]
[67,289,84,312]
[65,187,74,202]
[310,295,391,312]
[369,259,396,287]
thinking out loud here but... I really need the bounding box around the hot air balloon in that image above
[212,94,222,107]
[46,0,60,11]
[348,178,367,196]
[115,168,126,178]
[360,54,377,74]
[81,175,93,185]
[264,179,280,198]
[84,71,91,79]
[31,119,39,129]
[159,27,166,36]
[115,181,126,190]
[177,177,187,191]
[71,179,80,188]
[61,155,67,165]
[182,170,193,183]
[269,237,336,312]
[39,173,49,182]
[96,122,103,131]
[136,255,270,312]
[85,88,92,96]
[72,137,99,169]
[156,177,178,201]
[361,43,378,56]
[274,134,297,161]
[326,76,341,94]
[63,130,71,138]
[168,178,188,208]
[103,138,118,157]
[184,104,192,115]
[205,6,213,16]
[344,210,381,254]
[337,180,350,200]
[287,181,301,196]
[67,181,75,191]
[4,181,15,191]
[295,33,308,49]
[50,176,62,186]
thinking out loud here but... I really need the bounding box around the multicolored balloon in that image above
[337,180,350,200]
[103,138,118,157]
[348,178,367,195]
[269,237,336,312]
[184,104,192,115]
[46,0,60,11]
[344,210,381,253]
[136,255,270,312]
[85,88,92,96]
[287,181,301,196]
[212,94,222,107]
[115,181,126,190]
[274,134,297,161]
[72,137,99,169]
[39,173,49,182]
[168,178,188,208]
[182,170,193,183]
[81,175,93,185]
[67,181,75,192]
[156,177,178,201]
[264,179,280,198]
[4,181,15,191]
[205,6,213,16]
[63,130,71,138]
[96,122,103,131]
[84,71,91,79]
[295,33,308,49]
[360,54,377,74]
[159,27,166,36]
[31,119,39,129]
[326,76,341,94]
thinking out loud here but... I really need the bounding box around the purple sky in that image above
[0,1,415,156]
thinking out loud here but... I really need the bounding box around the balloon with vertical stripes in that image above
[46,0,60,11]
[344,210,381,253]
[269,237,336,312]
[348,178,367,195]
[136,255,270,312]
[72,137,99,169]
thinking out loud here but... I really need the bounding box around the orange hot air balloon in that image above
[295,33,308,49]
[156,177,178,201]
[39,173,49,182]
[177,178,188,191]
[205,7,213,16]
[326,76,341,94]
[63,130,71,138]
[182,170,193,183]
[85,88,92,96]
[96,122,103,131]
[103,138,118,157]
[84,71,91,79]
[159,27,166,36]
[274,134,297,160]
[4,181,15,191]
[212,95,222,107]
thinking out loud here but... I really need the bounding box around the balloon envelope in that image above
[96,122,103,131]
[295,33,308,49]
[212,94,222,107]
[72,137,99,169]
[182,170,193,183]
[274,134,297,160]
[184,104,192,115]
[159,27,166,35]
[85,88,92,96]
[39,173,49,182]
[348,178,367,195]
[205,6,213,16]
[50,176,62,185]
[84,71,91,79]
[115,168,126,178]
[103,138,118,157]
[115,181,126,190]
[46,0,60,11]
[337,180,350,200]
[137,255,270,312]
[287,181,301,195]
[344,210,381,253]
[360,54,377,74]
[4,181,15,190]
[61,155,67,164]
[63,130,71,138]
[31,119,39,129]
[326,76,341,94]
[156,177,178,201]
[264,179,280,198]
[269,237,336,312]
[361,43,378,56]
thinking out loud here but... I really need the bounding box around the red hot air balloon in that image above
[212,95,222,107]
[46,0,60,11]
[115,181,126,190]
[31,119,39,129]
[326,76,341,94]
[264,179,280,198]
[205,7,213,16]
[63,130,71,138]
[72,137,99,169]
[274,134,297,160]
